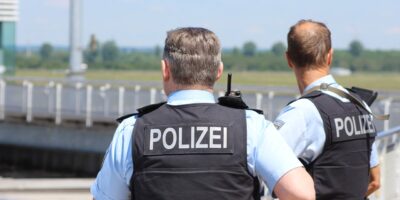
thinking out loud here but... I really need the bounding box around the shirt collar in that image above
[303,74,339,94]
[167,90,216,105]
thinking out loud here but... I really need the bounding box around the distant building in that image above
[330,67,352,76]
[0,0,18,75]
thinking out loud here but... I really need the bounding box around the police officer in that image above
[274,20,381,200]
[91,27,315,200]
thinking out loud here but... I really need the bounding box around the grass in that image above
[14,69,400,91]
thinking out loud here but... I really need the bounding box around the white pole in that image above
[134,85,141,109]
[160,89,167,101]
[26,82,33,123]
[86,85,93,127]
[75,82,83,115]
[22,80,28,112]
[0,80,5,120]
[55,83,63,125]
[383,98,392,131]
[69,0,83,75]
[267,91,275,120]
[46,81,55,113]
[118,86,125,116]
[256,93,263,110]
[150,88,157,104]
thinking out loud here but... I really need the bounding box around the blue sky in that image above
[17,0,400,49]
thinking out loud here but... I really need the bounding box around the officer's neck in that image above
[294,66,329,94]
[166,84,214,96]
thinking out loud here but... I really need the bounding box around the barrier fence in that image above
[0,78,399,199]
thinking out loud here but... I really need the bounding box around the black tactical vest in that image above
[301,91,376,200]
[130,103,260,200]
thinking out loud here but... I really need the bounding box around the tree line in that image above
[17,35,400,72]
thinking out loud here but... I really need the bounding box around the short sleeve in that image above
[249,114,302,192]
[91,117,136,200]
[370,142,379,168]
[274,99,325,164]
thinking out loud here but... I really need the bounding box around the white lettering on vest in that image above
[196,127,208,148]
[162,128,177,150]
[149,129,162,150]
[334,114,375,139]
[148,126,229,150]
[178,127,189,149]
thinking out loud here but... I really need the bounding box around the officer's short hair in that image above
[287,19,331,69]
[163,27,221,87]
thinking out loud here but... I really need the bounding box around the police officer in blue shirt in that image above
[274,20,381,200]
[91,27,315,200]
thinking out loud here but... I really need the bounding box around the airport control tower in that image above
[0,0,18,75]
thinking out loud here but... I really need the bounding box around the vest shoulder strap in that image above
[116,113,138,123]
[303,83,389,120]
[115,102,166,123]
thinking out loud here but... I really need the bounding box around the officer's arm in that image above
[274,166,315,200]
[366,165,381,197]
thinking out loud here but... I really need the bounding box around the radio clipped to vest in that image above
[218,73,263,114]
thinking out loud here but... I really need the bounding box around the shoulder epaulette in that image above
[115,101,166,123]
[137,101,166,117]
[116,113,138,123]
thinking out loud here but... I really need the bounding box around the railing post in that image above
[160,89,167,101]
[118,86,125,116]
[256,93,263,110]
[44,81,55,113]
[0,79,5,120]
[86,85,93,127]
[267,91,275,120]
[26,82,33,123]
[383,98,392,131]
[134,85,141,109]
[55,83,62,125]
[75,82,83,115]
[150,88,156,104]
[22,80,28,112]
[100,84,111,117]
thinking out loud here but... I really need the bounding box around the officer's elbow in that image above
[274,167,315,200]
[370,180,380,191]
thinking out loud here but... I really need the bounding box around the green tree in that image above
[101,41,119,62]
[271,42,286,56]
[232,47,240,55]
[242,41,257,57]
[349,40,364,57]
[39,43,53,60]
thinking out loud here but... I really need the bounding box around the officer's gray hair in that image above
[163,27,221,87]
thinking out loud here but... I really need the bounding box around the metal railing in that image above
[1,77,399,199]
[370,126,400,200]
[1,78,397,129]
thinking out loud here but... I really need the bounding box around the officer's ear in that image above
[327,48,334,66]
[216,62,224,81]
[285,51,295,69]
[161,59,171,81]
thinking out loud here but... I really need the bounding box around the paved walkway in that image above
[0,178,94,200]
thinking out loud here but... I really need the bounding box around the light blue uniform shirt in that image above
[91,90,302,200]
[274,75,379,167]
